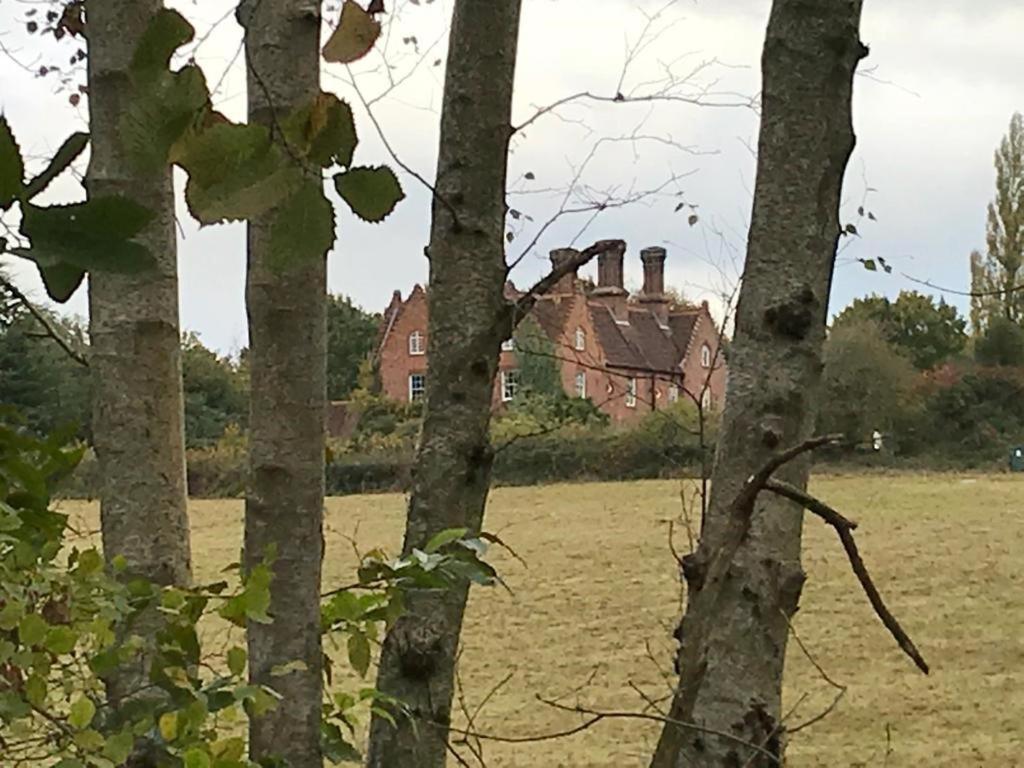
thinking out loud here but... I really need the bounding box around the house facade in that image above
[375,243,728,423]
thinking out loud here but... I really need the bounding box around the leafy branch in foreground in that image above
[0,408,497,766]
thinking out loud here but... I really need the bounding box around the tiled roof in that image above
[590,305,646,369]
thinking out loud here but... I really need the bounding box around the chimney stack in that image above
[549,248,579,295]
[592,242,628,318]
[639,246,669,322]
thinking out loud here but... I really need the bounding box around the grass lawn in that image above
[65,474,1024,766]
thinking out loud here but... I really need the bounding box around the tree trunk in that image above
[239,2,326,766]
[365,2,522,765]
[86,0,192,695]
[651,2,867,767]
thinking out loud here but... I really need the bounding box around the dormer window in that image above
[574,327,586,351]
[409,331,425,356]
[700,343,711,369]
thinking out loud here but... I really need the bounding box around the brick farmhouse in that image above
[374,243,728,424]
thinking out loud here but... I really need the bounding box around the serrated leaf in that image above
[16,198,156,288]
[122,64,209,173]
[334,165,404,223]
[347,631,370,677]
[68,696,96,729]
[284,92,358,168]
[269,181,334,269]
[424,527,469,554]
[0,115,24,209]
[323,2,382,63]
[131,9,196,81]
[226,646,247,677]
[177,122,303,224]
[23,132,88,201]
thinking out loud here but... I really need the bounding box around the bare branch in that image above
[0,274,88,367]
[763,478,929,674]
[512,239,624,321]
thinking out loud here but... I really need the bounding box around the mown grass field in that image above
[66,475,1023,766]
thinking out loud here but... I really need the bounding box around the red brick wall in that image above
[680,307,728,412]
[378,288,429,403]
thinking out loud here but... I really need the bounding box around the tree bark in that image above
[651,2,867,767]
[86,0,192,693]
[239,2,326,766]
[365,2,522,765]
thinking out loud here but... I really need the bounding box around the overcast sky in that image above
[1,0,1022,354]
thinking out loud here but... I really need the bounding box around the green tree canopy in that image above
[974,315,1024,367]
[970,112,1024,331]
[511,315,562,398]
[833,290,967,370]
[326,294,379,401]
[819,319,920,446]
[181,332,248,446]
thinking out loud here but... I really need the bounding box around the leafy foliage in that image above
[974,316,1024,367]
[510,315,562,398]
[0,115,25,210]
[833,291,968,370]
[0,410,497,765]
[327,296,381,401]
[181,334,249,448]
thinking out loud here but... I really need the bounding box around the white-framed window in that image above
[700,343,712,369]
[500,369,520,402]
[501,338,515,351]
[409,373,426,402]
[625,377,637,408]
[574,326,586,351]
[668,384,679,403]
[701,388,712,411]
[575,371,587,398]
[409,331,425,356]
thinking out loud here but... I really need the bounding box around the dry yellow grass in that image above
[64,474,1024,767]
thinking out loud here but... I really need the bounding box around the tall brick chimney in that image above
[549,248,579,295]
[591,241,628,319]
[639,246,669,322]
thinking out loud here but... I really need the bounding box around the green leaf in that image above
[269,181,334,269]
[347,631,370,677]
[860,258,877,272]
[68,696,96,729]
[177,122,303,225]
[44,626,77,655]
[131,9,196,81]
[284,92,358,168]
[226,646,247,677]
[321,721,362,764]
[16,197,156,288]
[102,731,135,764]
[322,2,381,64]
[35,262,86,303]
[122,64,209,173]
[0,115,24,209]
[334,166,404,223]
[183,748,212,768]
[158,711,178,742]
[23,132,89,201]
[18,614,47,646]
[424,527,469,554]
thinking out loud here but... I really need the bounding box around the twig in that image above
[763,479,929,674]
[0,274,88,367]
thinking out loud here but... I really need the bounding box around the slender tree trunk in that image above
[651,3,867,767]
[238,2,326,765]
[365,2,522,765]
[86,0,192,696]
